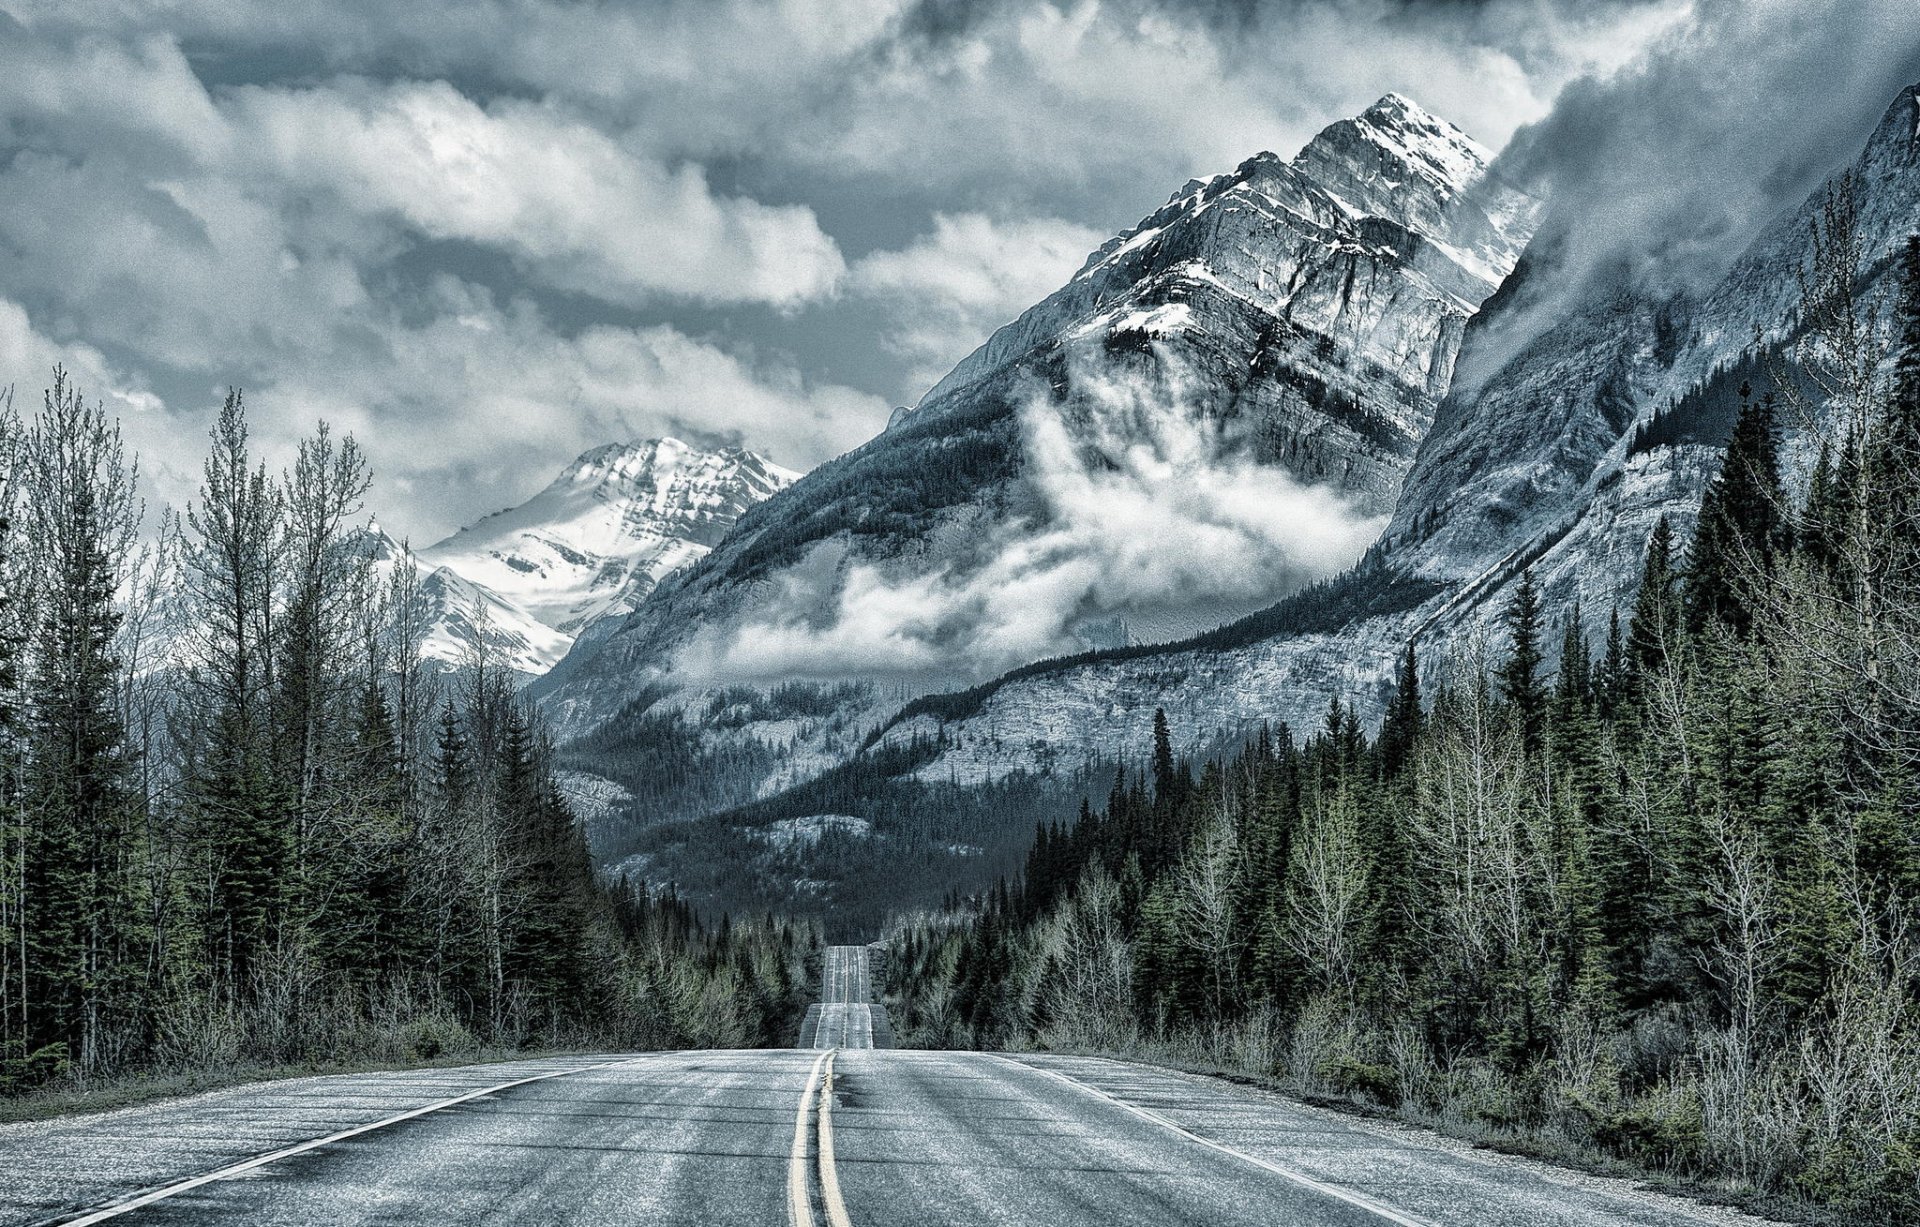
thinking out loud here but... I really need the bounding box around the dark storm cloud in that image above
[1460,0,1920,384]
[0,0,1695,539]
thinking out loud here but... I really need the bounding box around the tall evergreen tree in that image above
[18,371,142,1072]
[1377,640,1422,779]
[1881,235,1920,545]
[1625,517,1682,698]
[1686,382,1786,637]
[1556,604,1592,707]
[1499,569,1545,749]
[182,391,287,988]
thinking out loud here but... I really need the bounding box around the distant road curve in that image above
[2,948,1777,1226]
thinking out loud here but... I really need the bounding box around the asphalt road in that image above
[2,948,1775,1227]
[796,944,893,1049]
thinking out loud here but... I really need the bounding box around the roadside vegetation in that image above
[0,380,814,1101]
[887,213,1920,1224]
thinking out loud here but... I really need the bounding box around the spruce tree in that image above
[1499,569,1545,749]
[19,372,142,1073]
[1555,605,1592,707]
[1625,517,1682,698]
[183,391,287,989]
[1870,231,1920,634]
[1378,640,1422,779]
[1596,607,1627,721]
[1685,382,1786,638]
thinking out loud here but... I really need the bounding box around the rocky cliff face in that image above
[533,94,1537,738]
[874,82,1920,783]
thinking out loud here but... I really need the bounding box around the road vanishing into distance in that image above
[796,943,893,1050]
[3,947,1771,1227]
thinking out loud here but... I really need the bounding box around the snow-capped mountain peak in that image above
[421,437,797,642]
[533,94,1540,740]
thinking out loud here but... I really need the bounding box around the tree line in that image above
[0,380,813,1092]
[886,212,1920,1221]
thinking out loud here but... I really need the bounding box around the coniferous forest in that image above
[886,231,1920,1221]
[0,378,812,1098]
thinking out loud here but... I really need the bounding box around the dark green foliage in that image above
[1625,516,1681,694]
[15,373,143,1075]
[609,732,1097,941]
[1685,384,1786,637]
[1499,569,1545,748]
[887,262,1920,1222]
[1,376,814,1093]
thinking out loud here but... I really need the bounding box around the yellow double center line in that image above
[787,1049,853,1227]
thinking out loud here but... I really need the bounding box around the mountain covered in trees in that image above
[888,240,1920,1219]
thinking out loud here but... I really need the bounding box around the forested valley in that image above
[886,230,1920,1223]
[0,377,813,1100]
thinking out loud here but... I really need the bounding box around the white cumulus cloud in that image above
[850,211,1107,398]
[231,78,846,309]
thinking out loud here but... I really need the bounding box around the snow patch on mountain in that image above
[535,94,1538,742]
[423,437,797,636]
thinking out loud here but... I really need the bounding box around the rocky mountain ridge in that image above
[532,94,1539,745]
[870,80,1920,784]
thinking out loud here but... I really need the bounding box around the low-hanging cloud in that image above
[1459,0,1920,389]
[670,350,1388,687]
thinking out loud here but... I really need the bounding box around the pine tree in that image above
[1685,382,1786,638]
[1625,517,1682,700]
[1879,234,1920,557]
[1151,707,1178,810]
[1499,569,1545,749]
[1378,640,1422,779]
[1556,605,1592,707]
[182,390,287,989]
[1596,607,1628,721]
[18,372,143,1074]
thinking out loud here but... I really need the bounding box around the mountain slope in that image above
[533,94,1537,738]
[421,438,798,639]
[401,438,797,679]
[874,80,1920,784]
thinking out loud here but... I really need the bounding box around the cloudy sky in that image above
[0,0,1907,542]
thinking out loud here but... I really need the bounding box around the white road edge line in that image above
[57,1056,651,1226]
[789,1049,833,1227]
[816,1051,853,1227]
[994,1056,1433,1227]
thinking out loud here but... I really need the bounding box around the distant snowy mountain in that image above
[534,94,1538,739]
[400,438,797,680]
[421,438,797,638]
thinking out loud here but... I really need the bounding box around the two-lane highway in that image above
[2,946,1778,1226]
[796,945,893,1050]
